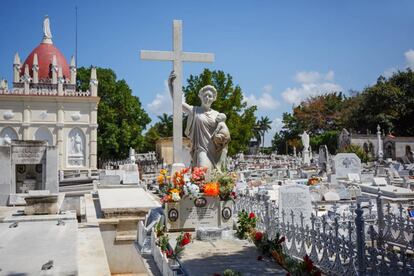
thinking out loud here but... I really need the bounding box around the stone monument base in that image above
[196,226,233,241]
[24,193,65,215]
[165,196,234,232]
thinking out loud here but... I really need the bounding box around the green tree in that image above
[257,116,272,149]
[76,67,151,160]
[142,126,161,152]
[183,69,257,155]
[156,113,173,137]
[142,113,173,152]
[309,130,339,154]
[350,69,414,135]
[339,144,370,163]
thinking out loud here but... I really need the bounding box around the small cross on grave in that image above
[19,184,29,194]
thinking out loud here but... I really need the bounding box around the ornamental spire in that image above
[42,15,53,44]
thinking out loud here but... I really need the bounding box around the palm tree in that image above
[157,113,173,137]
[257,116,272,150]
[253,124,262,146]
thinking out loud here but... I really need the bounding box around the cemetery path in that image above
[178,238,286,276]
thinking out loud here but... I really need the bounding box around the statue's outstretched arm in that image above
[168,71,192,114]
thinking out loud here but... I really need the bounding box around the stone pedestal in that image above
[303,149,310,165]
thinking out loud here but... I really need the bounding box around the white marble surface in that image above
[98,188,160,212]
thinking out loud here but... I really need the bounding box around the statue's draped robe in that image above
[185,106,221,169]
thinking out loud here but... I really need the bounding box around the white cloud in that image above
[383,67,398,78]
[294,70,334,84]
[146,80,172,116]
[263,117,284,147]
[245,85,280,110]
[271,117,284,132]
[405,49,414,68]
[325,70,335,81]
[282,70,342,105]
[263,84,273,93]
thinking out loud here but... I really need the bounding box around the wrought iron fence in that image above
[235,191,414,275]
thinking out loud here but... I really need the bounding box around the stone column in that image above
[90,67,98,97]
[51,55,58,85]
[57,67,64,96]
[23,65,30,95]
[89,103,98,169]
[13,53,21,84]
[22,104,31,140]
[57,105,64,170]
[70,56,76,85]
[90,126,98,169]
[32,54,39,84]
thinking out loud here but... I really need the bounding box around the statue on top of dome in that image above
[42,16,53,44]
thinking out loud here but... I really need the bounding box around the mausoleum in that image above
[0,16,100,174]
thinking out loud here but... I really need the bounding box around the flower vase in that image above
[168,258,180,270]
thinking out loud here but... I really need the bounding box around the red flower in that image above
[180,232,192,246]
[249,212,255,219]
[257,255,263,261]
[231,191,237,199]
[303,255,314,272]
[164,249,174,258]
[254,231,263,242]
[277,236,286,244]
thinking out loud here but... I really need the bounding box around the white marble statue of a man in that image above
[300,131,310,151]
[71,133,83,155]
[168,71,231,172]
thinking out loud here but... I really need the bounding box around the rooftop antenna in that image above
[75,5,78,66]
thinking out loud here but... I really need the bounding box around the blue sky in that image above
[1,1,413,146]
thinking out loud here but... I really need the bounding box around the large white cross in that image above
[140,20,214,165]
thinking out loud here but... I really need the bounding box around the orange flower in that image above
[157,175,164,185]
[204,182,219,196]
[180,167,190,174]
[173,171,185,186]
[170,188,180,194]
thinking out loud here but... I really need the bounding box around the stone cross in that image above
[140,20,214,165]
[20,184,29,193]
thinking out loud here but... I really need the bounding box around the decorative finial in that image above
[33,53,38,66]
[42,15,53,44]
[14,53,20,65]
[377,124,381,133]
[70,55,76,67]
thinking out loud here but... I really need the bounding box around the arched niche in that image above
[34,127,53,145]
[67,128,85,167]
[0,127,18,143]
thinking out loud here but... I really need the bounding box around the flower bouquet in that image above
[157,167,237,203]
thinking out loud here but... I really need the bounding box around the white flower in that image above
[171,192,181,202]
[183,183,200,198]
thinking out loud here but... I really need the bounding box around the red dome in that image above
[21,43,70,80]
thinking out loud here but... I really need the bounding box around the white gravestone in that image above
[347,173,361,182]
[140,20,214,170]
[372,177,387,186]
[330,183,351,200]
[333,153,361,179]
[278,184,312,227]
[323,191,341,202]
